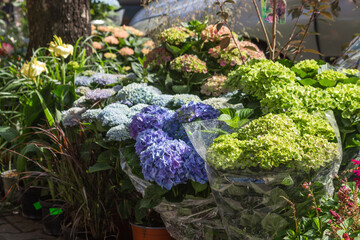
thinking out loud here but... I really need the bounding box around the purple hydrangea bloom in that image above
[184,148,208,184]
[162,116,189,141]
[135,129,172,155]
[85,88,115,101]
[91,73,119,86]
[140,139,190,190]
[129,105,174,139]
[176,101,220,123]
[75,76,92,86]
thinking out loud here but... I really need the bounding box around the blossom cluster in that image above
[315,69,347,82]
[143,47,173,69]
[208,40,265,67]
[131,102,219,189]
[84,88,115,102]
[159,27,193,45]
[75,73,135,87]
[207,111,339,171]
[200,24,232,42]
[170,54,207,74]
[226,59,296,99]
[201,75,229,97]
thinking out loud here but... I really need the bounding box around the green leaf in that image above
[131,62,143,78]
[191,181,208,194]
[35,90,54,126]
[165,43,181,57]
[319,78,337,87]
[172,85,190,94]
[88,162,113,173]
[218,114,232,121]
[261,213,289,234]
[342,77,359,84]
[0,126,19,142]
[140,185,168,209]
[235,108,254,119]
[298,78,318,86]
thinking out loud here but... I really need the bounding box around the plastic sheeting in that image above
[183,112,342,240]
[120,156,226,240]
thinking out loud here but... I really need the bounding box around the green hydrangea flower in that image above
[316,69,347,82]
[226,59,296,99]
[207,111,339,171]
[340,68,359,75]
[159,27,193,45]
[293,59,320,73]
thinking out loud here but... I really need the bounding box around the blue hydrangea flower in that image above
[62,107,86,127]
[97,106,131,127]
[140,139,190,190]
[151,94,173,107]
[103,103,131,114]
[116,83,161,105]
[175,102,220,123]
[85,88,115,102]
[81,109,102,122]
[184,148,208,184]
[75,76,92,87]
[170,94,201,107]
[135,129,172,155]
[162,116,189,141]
[106,124,131,141]
[128,104,149,118]
[91,73,119,86]
[129,105,174,139]
[73,96,87,107]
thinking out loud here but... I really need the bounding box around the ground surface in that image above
[0,209,58,240]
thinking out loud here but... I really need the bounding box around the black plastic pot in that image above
[40,198,64,236]
[21,187,42,220]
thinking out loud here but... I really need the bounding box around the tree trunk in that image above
[26,0,91,59]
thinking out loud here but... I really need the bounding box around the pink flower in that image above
[118,47,134,56]
[351,159,360,165]
[219,59,227,67]
[0,43,14,56]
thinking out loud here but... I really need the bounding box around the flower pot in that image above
[40,198,64,236]
[131,224,173,240]
[21,187,42,220]
[1,169,19,201]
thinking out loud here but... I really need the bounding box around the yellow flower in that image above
[20,58,47,79]
[49,35,74,58]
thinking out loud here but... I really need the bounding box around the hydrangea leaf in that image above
[172,85,190,94]
[319,78,337,87]
[88,162,113,173]
[298,78,318,86]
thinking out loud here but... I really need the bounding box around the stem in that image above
[271,0,277,60]
[251,0,272,53]
[292,2,319,61]
[219,2,246,65]
[276,3,305,59]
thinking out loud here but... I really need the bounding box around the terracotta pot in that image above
[131,224,173,240]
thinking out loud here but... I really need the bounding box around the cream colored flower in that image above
[104,52,117,59]
[92,41,104,50]
[122,26,145,37]
[113,29,130,39]
[20,58,47,79]
[49,35,74,58]
[141,48,151,55]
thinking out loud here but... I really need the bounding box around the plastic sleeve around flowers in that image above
[120,152,226,240]
[183,111,342,240]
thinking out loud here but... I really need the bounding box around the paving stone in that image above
[0,231,58,240]
[0,224,20,234]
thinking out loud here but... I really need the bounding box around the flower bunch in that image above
[116,83,161,106]
[61,107,86,127]
[20,58,48,80]
[315,69,347,82]
[208,40,265,67]
[131,102,219,189]
[118,47,134,56]
[226,59,296,99]
[84,88,115,102]
[106,124,131,141]
[129,105,174,139]
[97,103,132,127]
[122,25,145,37]
[207,111,339,170]
[201,75,229,97]
[200,24,232,42]
[170,54,207,74]
[74,73,132,87]
[143,47,173,69]
[170,94,201,107]
[292,59,320,76]
[159,27,193,45]
[49,35,73,58]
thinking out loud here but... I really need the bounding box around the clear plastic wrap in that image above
[183,111,342,240]
[120,157,226,240]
